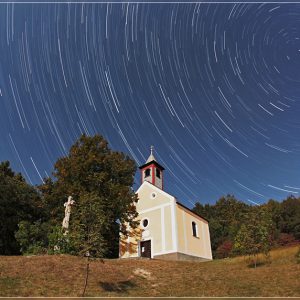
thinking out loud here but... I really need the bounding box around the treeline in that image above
[1,134,299,259]
[0,134,138,257]
[193,195,300,259]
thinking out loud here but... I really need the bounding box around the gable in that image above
[136,181,175,212]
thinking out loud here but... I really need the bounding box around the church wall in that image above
[137,202,175,256]
[164,205,173,252]
[139,208,162,255]
[176,207,186,252]
[176,205,213,260]
[136,182,172,212]
[120,181,176,258]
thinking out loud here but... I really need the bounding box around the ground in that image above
[0,245,299,297]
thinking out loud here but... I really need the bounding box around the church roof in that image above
[139,146,165,170]
[146,151,157,163]
[176,200,209,223]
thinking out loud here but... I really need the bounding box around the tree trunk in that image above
[82,256,90,297]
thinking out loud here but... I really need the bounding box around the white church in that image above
[119,147,212,261]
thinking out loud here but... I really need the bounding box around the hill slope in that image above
[0,245,299,297]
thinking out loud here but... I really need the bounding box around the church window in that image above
[151,192,156,199]
[156,169,161,178]
[142,219,149,228]
[145,169,151,178]
[192,221,198,237]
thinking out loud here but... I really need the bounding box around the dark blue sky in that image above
[0,3,300,207]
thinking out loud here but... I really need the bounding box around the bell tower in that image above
[139,146,165,190]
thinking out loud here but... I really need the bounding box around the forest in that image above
[193,194,300,258]
[1,134,299,259]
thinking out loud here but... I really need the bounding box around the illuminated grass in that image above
[0,245,299,297]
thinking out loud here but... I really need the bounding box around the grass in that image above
[0,245,299,297]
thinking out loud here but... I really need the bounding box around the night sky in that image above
[1,3,300,207]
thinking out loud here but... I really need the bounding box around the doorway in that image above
[140,240,151,258]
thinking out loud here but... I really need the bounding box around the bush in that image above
[277,233,296,246]
[15,221,76,255]
[26,244,48,255]
[48,226,76,254]
[15,221,50,255]
[216,240,233,258]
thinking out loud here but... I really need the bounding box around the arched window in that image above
[192,221,198,237]
[145,169,151,178]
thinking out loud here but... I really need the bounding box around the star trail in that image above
[0,3,300,207]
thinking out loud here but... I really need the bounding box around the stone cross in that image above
[62,196,75,230]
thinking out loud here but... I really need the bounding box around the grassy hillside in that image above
[0,245,299,297]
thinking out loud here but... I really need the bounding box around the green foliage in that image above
[194,195,300,259]
[15,220,49,255]
[234,208,273,267]
[0,161,42,255]
[264,199,282,239]
[279,196,300,239]
[38,177,66,226]
[1,134,138,257]
[48,226,75,254]
[40,134,139,258]
[193,195,249,257]
[69,192,107,257]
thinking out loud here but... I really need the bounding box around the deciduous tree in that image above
[234,207,273,268]
[0,161,41,255]
[40,134,139,258]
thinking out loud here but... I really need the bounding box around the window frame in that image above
[142,218,149,229]
[192,221,198,238]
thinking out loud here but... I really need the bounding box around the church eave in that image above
[176,201,209,223]
[138,160,165,170]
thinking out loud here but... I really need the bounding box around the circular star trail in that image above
[0,3,300,206]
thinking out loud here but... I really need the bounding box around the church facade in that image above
[119,148,212,261]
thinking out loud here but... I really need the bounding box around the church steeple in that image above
[146,145,156,163]
[139,146,165,190]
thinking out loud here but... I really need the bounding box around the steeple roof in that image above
[146,145,157,163]
[139,146,165,170]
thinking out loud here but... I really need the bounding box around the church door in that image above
[140,240,151,258]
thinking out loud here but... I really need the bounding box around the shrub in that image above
[277,233,296,246]
[216,240,233,258]
[48,226,76,254]
[15,221,50,255]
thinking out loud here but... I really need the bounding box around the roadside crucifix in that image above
[62,196,75,233]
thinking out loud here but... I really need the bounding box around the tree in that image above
[193,195,250,257]
[0,161,42,255]
[40,134,139,258]
[15,220,50,254]
[279,196,300,240]
[234,207,273,268]
[263,199,283,243]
